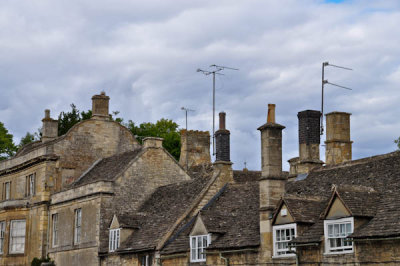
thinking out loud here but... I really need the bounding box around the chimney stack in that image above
[297,110,323,173]
[42,109,58,142]
[179,130,211,169]
[325,112,352,165]
[92,91,110,120]
[215,112,230,162]
[257,104,286,259]
[143,137,163,148]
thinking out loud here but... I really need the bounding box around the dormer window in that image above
[190,234,211,262]
[273,223,297,257]
[324,217,354,254]
[109,228,120,252]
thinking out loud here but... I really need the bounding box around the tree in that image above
[126,119,181,160]
[0,122,17,160]
[19,132,39,148]
[395,137,400,149]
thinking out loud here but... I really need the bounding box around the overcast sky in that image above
[1,0,399,170]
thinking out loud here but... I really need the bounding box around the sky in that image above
[1,0,400,171]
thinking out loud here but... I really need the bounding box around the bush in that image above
[31,256,55,266]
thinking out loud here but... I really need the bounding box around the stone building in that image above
[1,92,400,266]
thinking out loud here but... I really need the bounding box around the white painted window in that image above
[0,221,5,254]
[324,217,354,254]
[4,182,10,200]
[140,254,153,266]
[190,234,211,262]
[74,209,82,244]
[52,213,58,247]
[109,228,120,252]
[9,220,26,254]
[273,223,297,257]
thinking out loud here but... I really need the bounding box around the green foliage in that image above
[395,137,400,149]
[126,119,181,160]
[19,132,39,148]
[0,122,17,160]
[31,256,54,266]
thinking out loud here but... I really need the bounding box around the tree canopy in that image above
[0,122,17,160]
[395,137,400,150]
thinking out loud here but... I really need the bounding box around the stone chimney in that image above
[179,130,211,169]
[213,112,233,185]
[42,109,58,142]
[215,112,230,162]
[91,91,110,120]
[325,112,352,165]
[257,104,286,260]
[297,110,323,173]
[143,137,163,148]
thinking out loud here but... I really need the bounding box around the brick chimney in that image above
[325,112,352,165]
[179,130,211,169]
[215,112,230,162]
[297,110,323,173]
[213,112,233,185]
[41,109,58,142]
[91,91,110,120]
[257,104,286,260]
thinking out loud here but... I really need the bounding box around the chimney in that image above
[143,137,163,148]
[91,91,110,120]
[257,104,286,259]
[179,130,211,169]
[297,110,323,173]
[325,112,352,165]
[215,112,230,162]
[42,109,58,142]
[213,112,233,186]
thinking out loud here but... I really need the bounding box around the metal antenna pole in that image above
[181,107,195,170]
[197,65,238,158]
[320,62,353,135]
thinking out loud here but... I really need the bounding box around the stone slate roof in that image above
[277,198,326,224]
[233,170,261,183]
[288,151,400,243]
[162,182,260,254]
[119,174,212,252]
[72,149,142,187]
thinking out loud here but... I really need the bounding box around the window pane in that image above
[346,223,351,234]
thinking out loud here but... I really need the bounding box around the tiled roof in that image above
[233,170,261,183]
[162,182,260,254]
[282,198,326,224]
[289,151,400,243]
[72,149,142,187]
[118,172,212,252]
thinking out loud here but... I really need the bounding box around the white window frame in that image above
[52,213,58,247]
[0,221,5,254]
[272,223,297,258]
[9,220,26,254]
[74,208,82,245]
[324,217,354,254]
[109,228,120,252]
[190,234,211,263]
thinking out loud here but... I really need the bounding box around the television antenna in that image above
[197,64,238,157]
[320,62,353,135]
[181,106,195,170]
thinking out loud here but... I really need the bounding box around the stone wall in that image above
[179,130,211,169]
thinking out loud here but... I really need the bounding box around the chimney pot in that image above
[216,112,230,162]
[267,104,276,123]
[219,112,226,130]
[45,109,50,119]
[42,109,58,142]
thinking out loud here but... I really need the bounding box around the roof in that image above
[274,197,326,224]
[233,170,261,183]
[72,149,142,187]
[117,171,213,252]
[288,151,400,243]
[162,182,260,254]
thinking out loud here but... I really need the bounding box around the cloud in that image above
[1,0,400,170]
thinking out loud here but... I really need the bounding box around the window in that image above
[0,221,5,254]
[52,214,58,247]
[74,209,82,244]
[9,220,26,254]
[139,254,153,266]
[3,182,10,200]
[273,223,297,257]
[324,217,354,254]
[109,228,120,252]
[26,173,35,196]
[190,234,211,262]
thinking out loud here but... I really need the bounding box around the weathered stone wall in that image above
[325,111,352,165]
[179,130,211,169]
